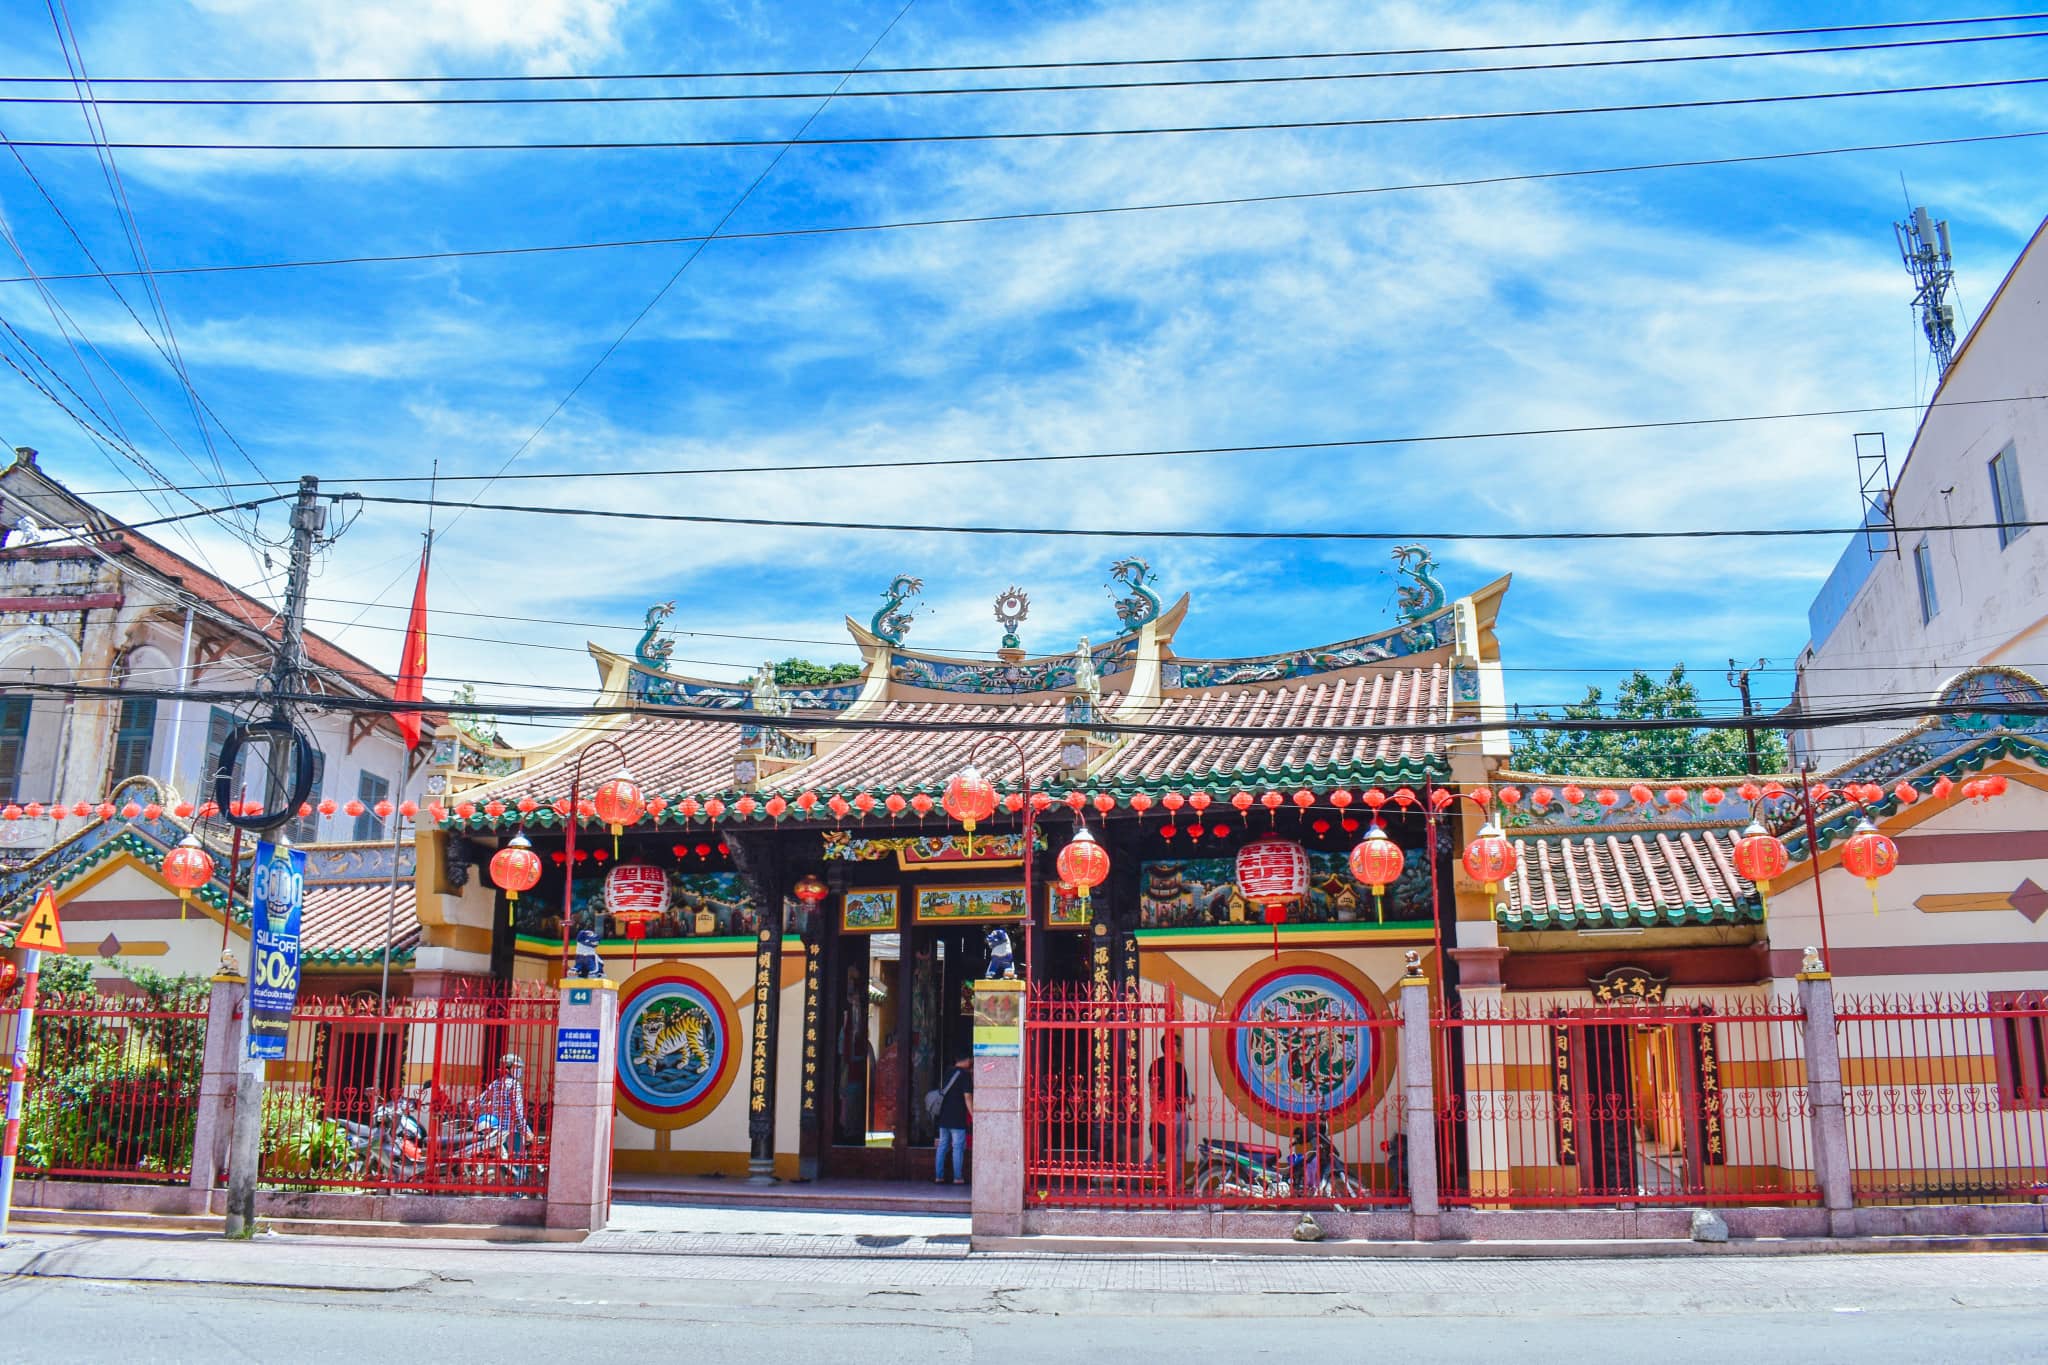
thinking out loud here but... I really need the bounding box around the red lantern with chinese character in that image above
[1237,836,1309,957]
[1055,824,1111,912]
[1460,820,1517,896]
[489,832,543,927]
[1348,822,1405,923]
[1730,819,1789,918]
[592,769,645,853]
[161,833,215,922]
[1840,817,1898,914]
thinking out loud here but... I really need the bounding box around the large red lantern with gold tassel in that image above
[942,765,997,856]
[1460,820,1517,896]
[161,834,215,922]
[1055,824,1111,912]
[1347,823,1405,924]
[489,832,543,927]
[1839,817,1899,914]
[1730,819,1789,918]
[591,769,645,854]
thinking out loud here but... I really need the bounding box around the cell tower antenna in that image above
[1894,202,1958,375]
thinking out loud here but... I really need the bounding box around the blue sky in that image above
[1,0,2044,743]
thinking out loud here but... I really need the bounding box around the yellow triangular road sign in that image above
[16,885,65,953]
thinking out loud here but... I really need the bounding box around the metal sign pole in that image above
[0,948,43,1241]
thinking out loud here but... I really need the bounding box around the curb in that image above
[972,1232,2048,1258]
[7,1208,586,1244]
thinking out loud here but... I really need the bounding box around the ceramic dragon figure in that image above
[1107,557,1163,630]
[870,575,924,646]
[633,601,681,704]
[1391,545,1446,652]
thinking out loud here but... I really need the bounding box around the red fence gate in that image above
[1837,992,2048,1205]
[258,983,558,1197]
[1025,984,1407,1209]
[1433,997,1816,1207]
[2,983,210,1183]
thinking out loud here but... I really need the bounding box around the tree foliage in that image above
[772,658,862,687]
[1509,666,1788,779]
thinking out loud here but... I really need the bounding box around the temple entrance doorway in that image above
[824,922,1023,1181]
[1572,1018,1698,1201]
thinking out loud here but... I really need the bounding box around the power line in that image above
[8,29,2046,107]
[23,12,2048,82]
[9,126,2042,287]
[0,675,2040,743]
[350,492,2048,543]
[11,74,2046,152]
[58,390,2048,495]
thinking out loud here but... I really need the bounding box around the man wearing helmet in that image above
[477,1053,535,1158]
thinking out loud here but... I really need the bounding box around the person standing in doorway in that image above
[1148,1031,1191,1188]
[934,1053,973,1185]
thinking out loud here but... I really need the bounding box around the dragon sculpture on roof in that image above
[870,575,924,646]
[1107,557,1162,630]
[1392,545,1446,652]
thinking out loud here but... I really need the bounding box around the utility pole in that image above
[1727,658,1766,777]
[225,475,324,1238]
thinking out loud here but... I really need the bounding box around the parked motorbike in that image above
[1194,1125,1366,1204]
[339,1095,430,1183]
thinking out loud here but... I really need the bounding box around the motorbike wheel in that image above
[1192,1161,1230,1197]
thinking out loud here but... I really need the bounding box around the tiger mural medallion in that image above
[1208,951,1396,1136]
[616,963,740,1129]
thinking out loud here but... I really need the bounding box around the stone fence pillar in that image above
[187,970,245,1198]
[1796,954,1856,1233]
[1396,957,1441,1238]
[545,978,619,1234]
[969,979,1025,1242]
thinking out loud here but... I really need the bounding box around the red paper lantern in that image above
[489,832,543,927]
[1349,823,1405,922]
[1162,792,1186,812]
[1627,783,1653,806]
[319,798,338,817]
[1893,782,1918,805]
[1840,818,1899,913]
[346,799,366,819]
[593,770,646,839]
[1231,792,1254,817]
[679,797,701,820]
[1460,820,1518,895]
[884,794,907,816]
[1701,786,1725,806]
[1129,793,1153,815]
[705,798,726,821]
[0,806,17,822]
[1595,789,1619,809]
[1292,789,1314,809]
[1362,788,1387,811]
[174,802,194,819]
[1004,792,1023,813]
[1188,792,1212,814]
[120,802,141,820]
[1731,820,1789,919]
[1093,792,1116,814]
[455,801,477,821]
[795,791,818,816]
[1330,790,1353,811]
[1261,791,1284,812]
[375,799,394,820]
[605,862,667,919]
[854,793,875,816]
[1064,791,1085,812]
[1663,787,1687,808]
[828,794,851,820]
[1237,837,1309,955]
[736,796,759,818]
[908,793,932,818]
[765,795,788,819]
[98,802,116,821]
[1498,787,1521,807]
[1055,824,1111,910]
[793,874,829,905]
[399,800,418,819]
[161,834,215,922]
[1470,786,1492,807]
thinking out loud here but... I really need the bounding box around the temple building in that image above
[7,545,2045,1197]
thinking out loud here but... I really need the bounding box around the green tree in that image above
[772,658,862,687]
[1510,666,1787,779]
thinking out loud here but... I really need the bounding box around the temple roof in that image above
[1497,829,1762,932]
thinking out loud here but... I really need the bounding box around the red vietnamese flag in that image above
[394,545,430,750]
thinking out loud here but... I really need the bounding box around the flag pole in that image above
[375,466,435,1053]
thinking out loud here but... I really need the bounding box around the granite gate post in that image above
[187,968,245,1199]
[1397,955,1441,1238]
[1796,953,1856,1234]
[545,977,619,1234]
[969,978,1025,1242]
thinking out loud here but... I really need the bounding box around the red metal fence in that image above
[257,984,558,1197]
[1837,993,2048,1205]
[1432,996,1815,1208]
[1025,984,1408,1209]
[2,982,210,1183]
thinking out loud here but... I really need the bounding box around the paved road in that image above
[2,1228,2046,1362]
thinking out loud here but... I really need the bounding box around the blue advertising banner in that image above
[246,840,307,1061]
[555,1027,601,1064]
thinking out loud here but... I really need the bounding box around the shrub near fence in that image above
[257,984,558,1197]
[0,964,210,1184]
[1837,993,2048,1205]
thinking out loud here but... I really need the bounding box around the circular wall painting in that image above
[1209,952,1394,1134]
[615,963,740,1129]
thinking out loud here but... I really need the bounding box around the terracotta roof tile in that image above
[1497,829,1762,931]
[760,700,1068,795]
[302,880,419,963]
[471,714,745,806]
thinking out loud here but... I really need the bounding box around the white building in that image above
[1795,215,2048,763]
[0,448,432,858]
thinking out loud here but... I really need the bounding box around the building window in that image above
[289,750,325,844]
[1912,540,1939,622]
[354,771,390,842]
[110,696,156,788]
[1991,445,2029,548]
[205,706,249,802]
[1991,992,2048,1110]
[0,695,30,796]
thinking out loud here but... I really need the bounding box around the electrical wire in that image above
[54,389,2048,494]
[349,492,2048,543]
[8,126,2044,287]
[26,12,2048,82]
[9,28,2046,106]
